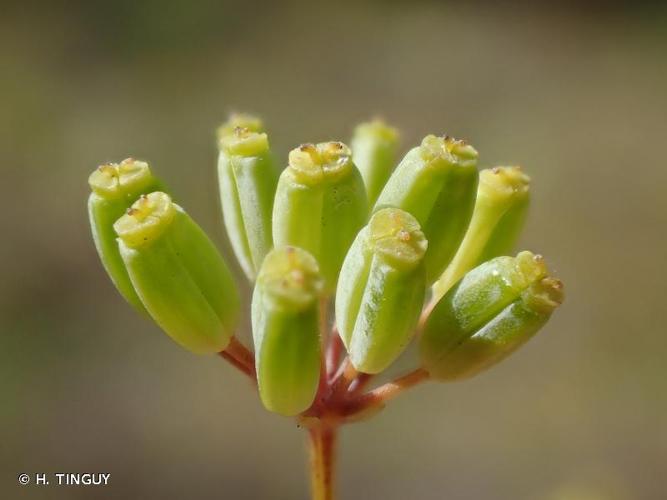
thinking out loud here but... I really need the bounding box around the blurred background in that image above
[2,1,666,498]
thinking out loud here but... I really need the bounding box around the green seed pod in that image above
[433,166,530,300]
[252,246,324,416]
[217,126,277,280]
[374,134,479,284]
[115,192,240,354]
[421,251,563,381]
[351,119,399,206]
[336,208,428,374]
[273,142,368,293]
[87,158,163,313]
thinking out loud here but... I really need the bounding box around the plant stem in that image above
[330,357,358,397]
[347,372,372,394]
[307,426,337,500]
[218,336,256,381]
[355,368,429,409]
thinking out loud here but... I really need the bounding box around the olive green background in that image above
[2,1,666,499]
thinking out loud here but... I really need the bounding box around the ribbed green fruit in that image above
[433,166,530,299]
[87,158,163,313]
[351,119,399,206]
[374,134,479,284]
[421,251,563,380]
[273,142,368,293]
[252,246,323,416]
[217,126,277,280]
[115,192,240,354]
[336,208,428,374]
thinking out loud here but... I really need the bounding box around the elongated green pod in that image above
[252,247,323,416]
[374,135,479,284]
[433,166,530,300]
[336,208,428,374]
[421,251,563,380]
[217,127,277,280]
[115,192,240,354]
[351,119,399,206]
[88,158,163,313]
[272,142,368,292]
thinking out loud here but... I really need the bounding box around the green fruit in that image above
[422,251,563,380]
[217,126,277,280]
[273,142,368,293]
[351,119,399,206]
[87,158,163,313]
[252,247,324,416]
[115,192,239,354]
[434,166,530,299]
[336,208,427,374]
[374,134,479,284]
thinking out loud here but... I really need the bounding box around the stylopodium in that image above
[88,113,564,500]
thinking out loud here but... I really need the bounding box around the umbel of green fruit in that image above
[86,113,566,500]
[252,246,324,416]
[433,165,530,299]
[421,251,563,380]
[88,158,164,313]
[374,134,479,284]
[115,192,240,354]
[273,141,368,293]
[336,208,428,374]
[217,124,277,281]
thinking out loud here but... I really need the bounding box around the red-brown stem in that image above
[347,372,372,394]
[330,357,358,398]
[218,336,256,381]
[307,426,337,500]
[216,308,431,499]
[352,368,429,411]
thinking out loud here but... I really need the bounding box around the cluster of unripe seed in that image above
[88,114,563,419]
